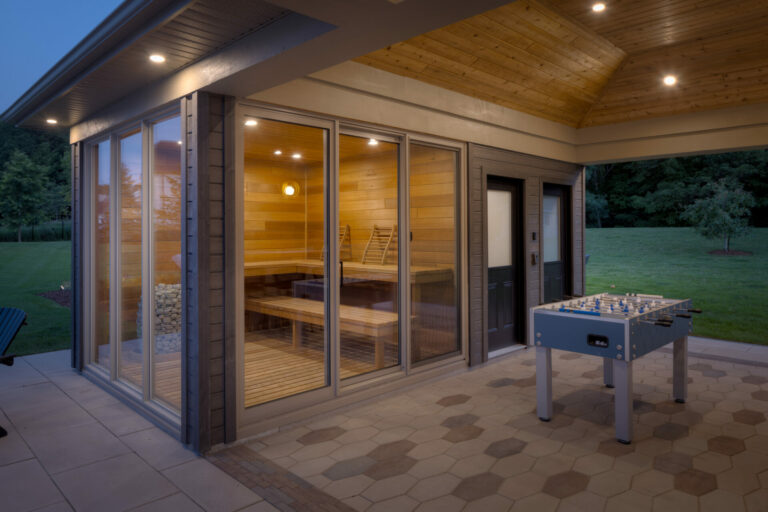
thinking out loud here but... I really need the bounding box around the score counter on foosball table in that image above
[529,293,702,444]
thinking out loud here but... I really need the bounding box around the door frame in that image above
[483,173,525,359]
[542,183,572,302]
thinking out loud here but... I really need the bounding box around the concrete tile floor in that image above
[0,350,276,512]
[217,337,768,512]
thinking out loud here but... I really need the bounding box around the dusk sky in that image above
[0,0,123,113]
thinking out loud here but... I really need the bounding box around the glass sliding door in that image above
[409,143,459,363]
[117,128,144,390]
[338,134,399,378]
[242,116,329,407]
[150,115,182,410]
[93,140,111,368]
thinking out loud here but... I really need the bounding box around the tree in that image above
[681,178,755,253]
[0,150,47,241]
[586,191,609,228]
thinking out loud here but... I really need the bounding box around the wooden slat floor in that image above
[118,349,182,411]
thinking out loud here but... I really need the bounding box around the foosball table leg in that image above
[614,359,634,444]
[536,346,553,422]
[603,358,614,388]
[673,336,688,403]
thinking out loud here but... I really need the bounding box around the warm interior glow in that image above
[282,183,296,197]
[592,3,606,12]
[663,75,678,86]
[46,118,58,125]
[244,119,258,127]
[368,138,379,146]
[149,54,166,63]
[292,153,301,159]
[274,149,282,155]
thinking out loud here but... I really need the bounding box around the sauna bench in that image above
[243,259,453,284]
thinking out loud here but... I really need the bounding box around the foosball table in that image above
[530,293,701,443]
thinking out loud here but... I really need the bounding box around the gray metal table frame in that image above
[536,336,688,444]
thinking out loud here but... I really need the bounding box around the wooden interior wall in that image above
[153,140,183,285]
[119,131,143,341]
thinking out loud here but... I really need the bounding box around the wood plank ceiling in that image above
[355,0,768,128]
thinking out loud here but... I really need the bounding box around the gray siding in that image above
[467,144,584,365]
[71,142,84,371]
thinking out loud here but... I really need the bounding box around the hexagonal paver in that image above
[707,436,746,456]
[486,378,516,388]
[674,469,717,496]
[364,455,417,480]
[633,400,655,415]
[653,423,689,441]
[581,368,602,379]
[368,440,416,461]
[751,390,768,401]
[732,409,766,426]
[542,471,590,499]
[441,414,479,429]
[451,472,503,501]
[559,352,581,360]
[689,363,713,372]
[742,375,768,385]
[653,452,693,475]
[297,426,346,445]
[701,369,726,378]
[511,376,538,388]
[484,437,527,459]
[443,425,484,443]
[437,394,471,407]
[655,401,686,415]
[597,438,634,457]
[669,411,703,426]
[323,456,376,480]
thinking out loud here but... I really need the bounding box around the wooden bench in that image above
[245,296,397,369]
[1,307,27,438]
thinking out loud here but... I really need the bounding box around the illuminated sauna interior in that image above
[243,118,458,407]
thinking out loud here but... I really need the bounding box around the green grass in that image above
[0,241,71,355]
[585,227,768,345]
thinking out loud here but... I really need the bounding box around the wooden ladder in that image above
[361,224,397,264]
[322,225,352,260]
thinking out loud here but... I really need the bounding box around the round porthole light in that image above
[149,54,166,63]
[274,149,282,155]
[663,75,678,86]
[244,119,258,127]
[46,118,58,125]
[292,153,301,160]
[592,3,606,12]
[282,182,299,197]
[368,138,379,146]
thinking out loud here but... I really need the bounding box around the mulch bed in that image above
[708,250,753,256]
[38,289,71,308]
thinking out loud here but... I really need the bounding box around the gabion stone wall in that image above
[137,283,182,354]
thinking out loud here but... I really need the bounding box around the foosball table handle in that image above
[687,308,703,314]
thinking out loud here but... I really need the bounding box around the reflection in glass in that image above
[339,134,399,377]
[151,116,182,410]
[118,129,144,390]
[409,144,459,363]
[543,195,560,263]
[94,140,111,368]
[242,117,328,407]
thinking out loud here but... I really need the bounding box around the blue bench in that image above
[0,307,26,438]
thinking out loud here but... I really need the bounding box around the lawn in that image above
[585,227,767,345]
[0,241,71,355]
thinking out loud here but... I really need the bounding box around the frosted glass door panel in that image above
[542,195,560,263]
[487,190,512,268]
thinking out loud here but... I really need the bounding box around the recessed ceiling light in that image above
[149,54,166,63]
[244,119,258,127]
[663,75,678,86]
[292,153,301,160]
[274,149,282,155]
[368,138,379,146]
[177,140,183,145]
[45,118,58,125]
[592,3,606,12]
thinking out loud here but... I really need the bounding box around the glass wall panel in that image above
[542,195,560,263]
[150,116,182,410]
[338,135,399,377]
[93,140,111,368]
[242,117,328,407]
[409,144,459,363]
[118,128,144,390]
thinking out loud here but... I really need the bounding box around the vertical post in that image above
[613,359,633,444]
[536,346,553,421]
[673,336,688,403]
[603,357,614,388]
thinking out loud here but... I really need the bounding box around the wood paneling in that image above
[355,0,625,127]
[356,0,768,127]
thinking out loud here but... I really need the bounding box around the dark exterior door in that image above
[487,178,521,352]
[543,184,571,303]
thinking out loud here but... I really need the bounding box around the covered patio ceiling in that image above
[356,0,768,128]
